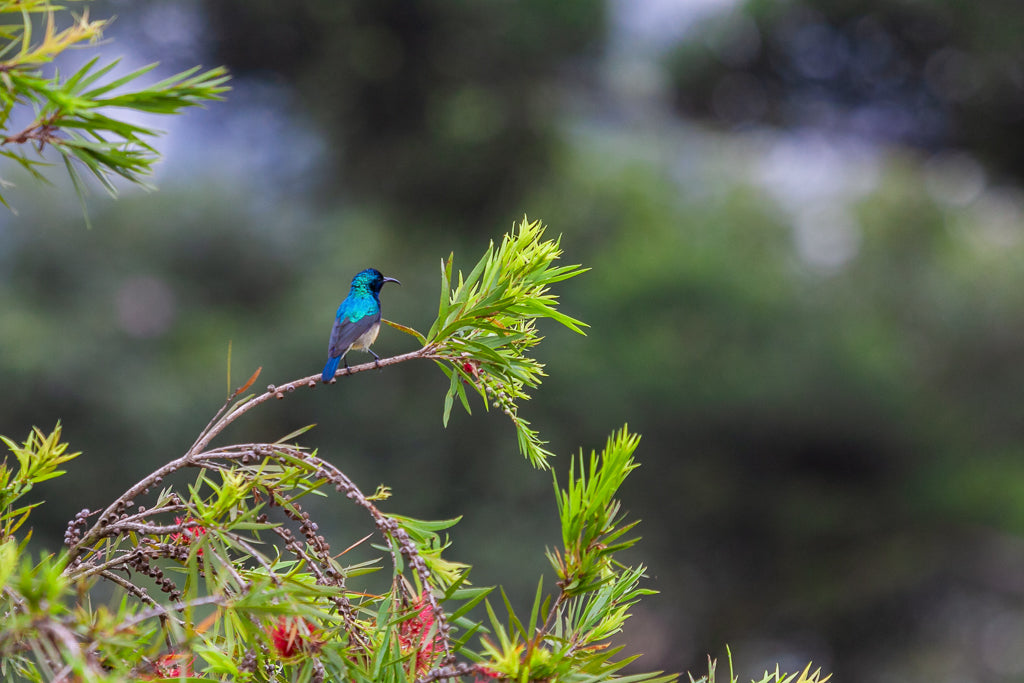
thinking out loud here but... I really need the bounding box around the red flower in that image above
[142,653,194,679]
[398,593,443,674]
[269,616,318,658]
[170,516,207,555]
[474,665,502,681]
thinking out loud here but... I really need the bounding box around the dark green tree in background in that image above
[202,0,605,230]
[666,0,1024,181]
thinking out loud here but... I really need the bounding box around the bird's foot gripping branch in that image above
[0,218,692,683]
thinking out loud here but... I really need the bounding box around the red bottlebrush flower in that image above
[269,616,318,659]
[170,516,207,555]
[142,653,194,679]
[474,665,502,681]
[462,361,478,376]
[398,593,443,675]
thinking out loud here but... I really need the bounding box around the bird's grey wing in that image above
[327,311,380,358]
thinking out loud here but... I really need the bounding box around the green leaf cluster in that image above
[0,423,78,543]
[549,427,641,596]
[387,514,471,590]
[0,0,229,210]
[421,216,589,468]
[0,438,485,681]
[476,426,669,683]
[687,649,831,683]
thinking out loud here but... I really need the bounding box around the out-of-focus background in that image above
[4,0,1024,679]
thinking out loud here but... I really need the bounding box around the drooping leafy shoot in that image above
[421,216,589,468]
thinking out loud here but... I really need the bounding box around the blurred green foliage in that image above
[202,0,605,229]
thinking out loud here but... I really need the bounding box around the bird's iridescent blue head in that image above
[351,268,401,295]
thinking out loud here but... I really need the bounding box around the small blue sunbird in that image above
[321,268,400,383]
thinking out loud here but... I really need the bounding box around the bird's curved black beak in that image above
[383,276,401,285]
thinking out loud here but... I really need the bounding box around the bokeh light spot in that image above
[793,203,861,272]
[924,151,986,207]
[116,276,177,339]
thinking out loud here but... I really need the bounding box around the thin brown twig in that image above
[98,521,193,535]
[222,530,277,579]
[187,345,439,458]
[114,502,187,526]
[416,662,489,683]
[203,544,250,592]
[118,594,226,631]
[529,592,567,654]
[1,113,61,148]
[66,547,148,582]
[43,619,90,683]
[98,569,157,607]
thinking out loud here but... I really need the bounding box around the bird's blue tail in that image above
[322,356,341,383]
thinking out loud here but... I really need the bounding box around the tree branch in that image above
[65,344,440,564]
[187,344,440,456]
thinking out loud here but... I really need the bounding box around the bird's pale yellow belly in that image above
[350,321,381,351]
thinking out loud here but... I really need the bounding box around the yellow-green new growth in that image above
[0,1,229,212]
[549,427,642,595]
[0,423,79,542]
[688,648,832,683]
[422,216,588,468]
